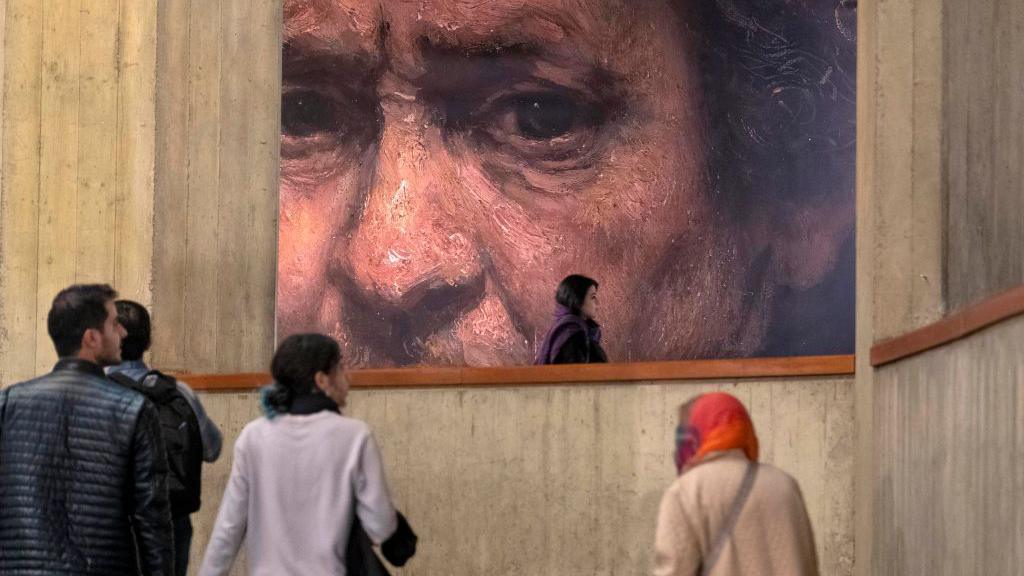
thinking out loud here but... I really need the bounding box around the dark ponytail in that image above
[262,333,341,418]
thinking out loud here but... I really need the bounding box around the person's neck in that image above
[54,356,107,378]
[75,350,102,365]
[74,348,120,369]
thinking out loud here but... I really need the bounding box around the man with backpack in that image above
[108,299,223,576]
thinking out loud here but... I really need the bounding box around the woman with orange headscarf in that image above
[653,392,819,576]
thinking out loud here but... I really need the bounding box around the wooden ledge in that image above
[871,284,1024,367]
[177,354,854,392]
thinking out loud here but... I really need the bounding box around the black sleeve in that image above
[552,331,590,364]
[381,511,418,567]
[130,400,175,576]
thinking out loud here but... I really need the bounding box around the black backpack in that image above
[109,370,203,517]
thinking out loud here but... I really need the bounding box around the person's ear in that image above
[766,191,855,290]
[80,328,101,354]
[313,370,330,394]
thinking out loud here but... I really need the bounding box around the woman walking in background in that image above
[654,392,819,576]
[534,274,608,365]
[199,334,413,576]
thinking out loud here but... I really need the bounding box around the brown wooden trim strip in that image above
[177,354,854,392]
[871,284,1024,367]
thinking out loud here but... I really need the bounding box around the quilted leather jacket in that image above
[0,359,174,575]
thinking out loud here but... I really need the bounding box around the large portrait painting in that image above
[276,0,857,367]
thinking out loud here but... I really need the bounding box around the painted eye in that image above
[281,90,339,138]
[510,94,579,140]
[279,86,380,164]
[437,84,618,174]
[476,90,608,165]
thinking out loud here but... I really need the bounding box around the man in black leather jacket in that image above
[0,284,174,575]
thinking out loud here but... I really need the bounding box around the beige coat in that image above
[653,450,819,576]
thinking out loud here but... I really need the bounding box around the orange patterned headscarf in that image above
[675,392,759,474]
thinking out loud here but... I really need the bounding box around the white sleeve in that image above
[653,485,702,576]
[354,430,398,544]
[197,431,250,576]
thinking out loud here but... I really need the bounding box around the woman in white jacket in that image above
[199,333,400,576]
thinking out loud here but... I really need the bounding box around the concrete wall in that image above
[150,0,280,374]
[0,0,158,383]
[191,377,855,576]
[0,0,280,382]
[857,0,1024,574]
[872,315,1024,575]
[943,0,1024,310]
[854,0,945,565]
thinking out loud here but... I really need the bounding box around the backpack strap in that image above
[109,370,184,412]
[108,371,144,392]
[701,462,759,576]
[139,370,182,401]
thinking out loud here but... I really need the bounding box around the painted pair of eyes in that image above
[281,87,606,155]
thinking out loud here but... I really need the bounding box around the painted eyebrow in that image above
[419,36,545,60]
[281,39,381,82]
[396,28,634,138]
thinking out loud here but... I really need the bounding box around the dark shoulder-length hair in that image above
[263,333,341,416]
[555,274,599,315]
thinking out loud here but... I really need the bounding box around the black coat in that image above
[0,359,174,576]
[552,330,609,364]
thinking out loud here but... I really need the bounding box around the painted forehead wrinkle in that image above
[284,0,657,73]
[284,0,380,43]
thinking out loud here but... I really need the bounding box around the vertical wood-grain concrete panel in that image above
[0,0,157,383]
[873,316,1024,575]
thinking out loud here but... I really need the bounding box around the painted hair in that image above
[685,0,857,221]
[675,0,858,355]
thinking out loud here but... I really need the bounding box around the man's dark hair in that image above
[47,284,119,357]
[265,333,342,413]
[115,300,152,361]
[555,274,599,315]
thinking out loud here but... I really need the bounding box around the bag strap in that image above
[108,371,143,392]
[110,370,179,404]
[701,462,759,576]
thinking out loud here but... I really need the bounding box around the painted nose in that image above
[339,101,484,317]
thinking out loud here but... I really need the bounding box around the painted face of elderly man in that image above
[276,0,856,367]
